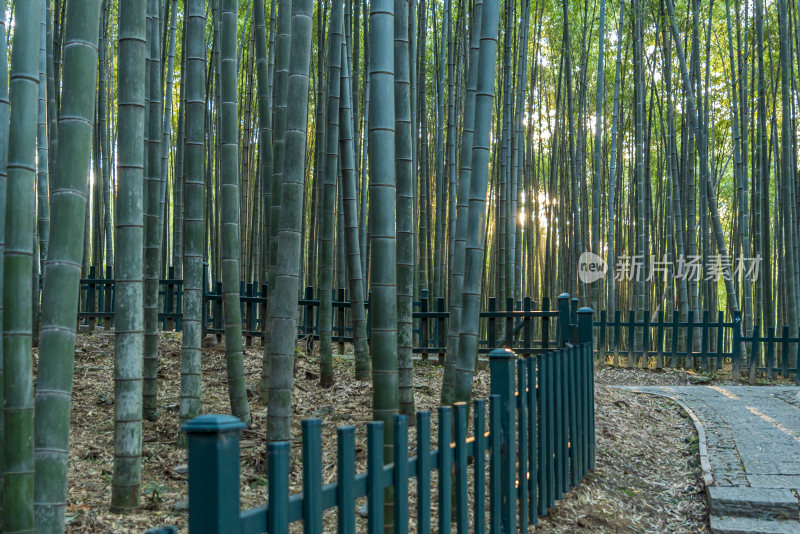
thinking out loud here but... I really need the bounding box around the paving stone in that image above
[710,516,800,534]
[747,475,800,490]
[708,486,798,520]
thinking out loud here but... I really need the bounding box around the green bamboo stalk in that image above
[369,0,398,450]
[338,44,370,380]
[266,0,313,441]
[143,0,163,421]
[111,0,146,511]
[633,0,646,315]
[32,3,48,345]
[99,1,113,269]
[395,0,414,418]
[453,0,501,404]
[562,0,582,298]
[778,0,798,335]
[432,0,449,301]
[441,0,482,406]
[33,0,101,530]
[510,0,530,302]
[257,0,276,284]
[498,0,511,304]
[607,0,623,313]
[319,0,344,388]
[220,0,251,424]
[3,0,42,530]
[159,0,178,273]
[36,5,49,271]
[254,0,274,396]
[0,0,10,524]
[46,0,58,188]
[179,0,207,446]
[261,0,292,404]
[172,24,185,281]
[590,0,606,310]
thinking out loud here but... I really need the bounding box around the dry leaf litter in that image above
[50,330,710,532]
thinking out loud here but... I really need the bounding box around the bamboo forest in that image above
[2,0,800,532]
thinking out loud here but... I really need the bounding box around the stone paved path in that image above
[620,386,800,533]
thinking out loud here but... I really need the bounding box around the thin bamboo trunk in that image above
[318,0,343,388]
[441,0,482,405]
[261,0,293,403]
[454,0,501,404]
[179,0,207,446]
[266,0,313,441]
[142,0,164,421]
[339,45,371,380]
[0,2,9,517]
[220,0,251,424]
[395,0,414,418]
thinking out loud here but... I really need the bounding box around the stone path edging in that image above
[615,386,714,488]
[617,385,800,533]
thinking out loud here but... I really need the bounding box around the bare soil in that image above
[55,331,709,532]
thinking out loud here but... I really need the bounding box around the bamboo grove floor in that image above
[48,330,709,532]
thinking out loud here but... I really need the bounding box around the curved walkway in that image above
[620,385,800,534]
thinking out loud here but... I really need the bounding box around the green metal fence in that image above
[76,264,575,357]
[148,308,596,533]
[594,309,800,384]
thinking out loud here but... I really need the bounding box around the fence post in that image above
[505,297,514,348]
[557,293,570,346]
[570,298,579,344]
[437,297,446,364]
[420,289,429,360]
[541,297,550,349]
[577,308,595,471]
[88,265,97,329]
[523,297,532,355]
[487,297,497,350]
[489,348,516,534]
[104,265,113,329]
[268,441,290,533]
[202,262,208,336]
[578,307,594,347]
[183,414,246,533]
[337,287,346,354]
[731,311,741,381]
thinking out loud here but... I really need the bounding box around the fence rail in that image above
[147,309,596,533]
[594,309,800,384]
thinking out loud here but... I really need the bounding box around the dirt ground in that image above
[56,330,709,532]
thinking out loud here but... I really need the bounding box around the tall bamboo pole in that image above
[179,0,208,445]
[111,0,147,512]
[143,0,164,421]
[0,1,9,518]
[339,45,371,380]
[267,0,313,441]
[33,1,101,530]
[2,0,42,529]
[220,0,251,424]
[454,0,501,404]
[318,0,344,388]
